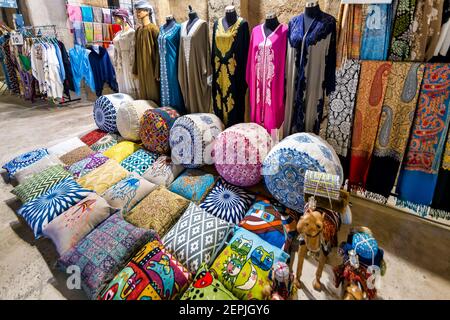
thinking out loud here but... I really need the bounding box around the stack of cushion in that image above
[214,123,273,187]
[263,133,343,213]
[117,100,158,141]
[140,107,180,154]
[93,93,134,133]
[170,113,224,168]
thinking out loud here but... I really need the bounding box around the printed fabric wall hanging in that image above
[431,130,450,222]
[388,0,417,61]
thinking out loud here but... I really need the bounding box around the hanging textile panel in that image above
[349,61,392,189]
[324,59,361,158]
[360,3,393,61]
[336,4,363,69]
[388,0,417,61]
[365,62,425,198]
[396,64,450,207]
[431,130,450,221]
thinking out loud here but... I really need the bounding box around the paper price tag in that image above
[11,32,24,46]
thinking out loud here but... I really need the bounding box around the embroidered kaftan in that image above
[288,12,337,134]
[246,24,288,134]
[113,28,139,98]
[211,17,250,127]
[178,19,212,114]
[158,23,185,114]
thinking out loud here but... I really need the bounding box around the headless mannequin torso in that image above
[187,8,199,34]
[264,13,280,37]
[304,3,321,31]
[164,15,176,31]
[223,7,238,31]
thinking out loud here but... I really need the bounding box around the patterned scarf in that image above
[365,62,425,199]
[349,61,392,189]
[396,64,450,210]
[323,59,361,158]
[430,130,450,222]
[389,0,417,61]
[360,4,393,61]
[336,4,363,69]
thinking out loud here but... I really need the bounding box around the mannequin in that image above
[114,15,130,32]
[264,12,280,37]
[164,15,176,31]
[136,7,152,26]
[187,5,199,33]
[304,1,321,31]
[223,5,238,30]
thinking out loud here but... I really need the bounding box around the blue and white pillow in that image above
[120,149,159,176]
[200,179,255,224]
[2,148,49,177]
[93,94,134,133]
[18,178,92,239]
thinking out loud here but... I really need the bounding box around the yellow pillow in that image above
[103,141,141,163]
[77,159,129,194]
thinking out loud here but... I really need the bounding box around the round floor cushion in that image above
[170,113,224,168]
[93,93,134,133]
[214,123,273,187]
[117,100,158,141]
[262,133,343,213]
[140,107,180,154]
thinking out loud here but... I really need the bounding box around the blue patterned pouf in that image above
[262,133,343,213]
[93,93,134,133]
[170,113,224,169]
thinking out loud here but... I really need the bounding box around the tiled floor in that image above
[0,95,449,300]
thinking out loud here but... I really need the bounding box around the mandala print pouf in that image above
[117,100,158,141]
[263,133,343,213]
[170,113,224,168]
[93,93,134,133]
[140,107,180,154]
[213,123,273,187]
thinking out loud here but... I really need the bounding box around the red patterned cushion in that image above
[80,129,108,146]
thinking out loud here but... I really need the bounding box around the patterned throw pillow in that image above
[17,178,92,239]
[2,148,49,177]
[103,141,141,163]
[58,213,158,300]
[47,137,86,157]
[14,154,63,184]
[102,173,157,214]
[98,240,191,300]
[162,203,233,273]
[42,193,113,254]
[142,156,184,187]
[77,159,130,195]
[12,165,72,203]
[181,263,238,300]
[91,134,122,153]
[210,227,289,300]
[66,152,109,179]
[125,186,190,237]
[239,196,288,249]
[59,146,95,166]
[200,179,255,224]
[120,149,159,176]
[80,129,108,146]
[169,169,216,204]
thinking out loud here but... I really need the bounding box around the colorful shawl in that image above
[92,7,103,23]
[365,63,425,199]
[93,23,103,42]
[388,0,417,61]
[67,4,82,22]
[360,4,393,61]
[102,9,112,24]
[396,64,450,208]
[80,5,94,23]
[349,61,392,189]
[323,59,361,158]
[431,130,450,221]
[336,4,363,69]
[84,22,94,43]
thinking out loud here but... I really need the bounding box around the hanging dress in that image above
[113,28,139,98]
[133,23,160,103]
[288,12,337,135]
[211,17,250,127]
[178,19,212,114]
[158,23,185,114]
[246,23,288,134]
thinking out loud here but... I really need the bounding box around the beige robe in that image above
[178,19,212,113]
[133,23,160,103]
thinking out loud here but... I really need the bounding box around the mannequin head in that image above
[136,8,150,21]
[134,0,155,25]
[112,8,131,27]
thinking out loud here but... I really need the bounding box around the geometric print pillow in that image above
[66,152,109,179]
[2,148,49,177]
[200,179,255,224]
[17,178,92,239]
[120,149,159,176]
[12,164,72,203]
[162,203,234,274]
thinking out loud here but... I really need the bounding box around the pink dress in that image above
[246,24,288,134]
